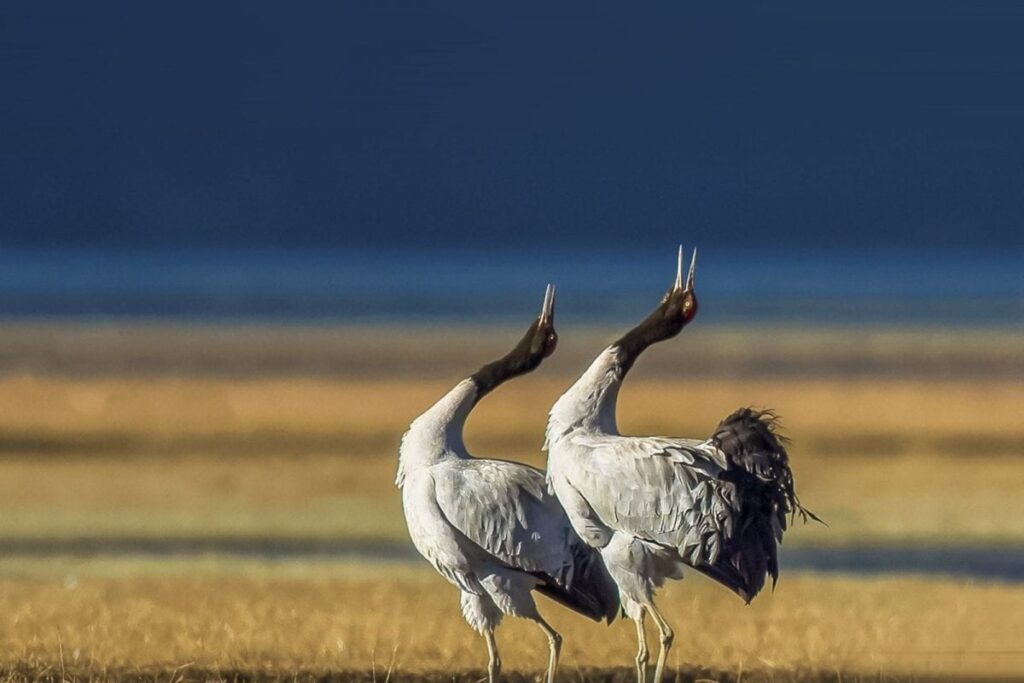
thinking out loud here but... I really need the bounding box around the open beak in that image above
[685,246,697,292]
[674,245,685,292]
[672,245,697,293]
[540,283,556,323]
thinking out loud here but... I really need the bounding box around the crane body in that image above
[545,250,815,683]
[399,286,618,683]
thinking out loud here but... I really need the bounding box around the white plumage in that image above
[545,249,815,683]
[398,286,617,683]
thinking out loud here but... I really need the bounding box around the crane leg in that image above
[532,615,562,683]
[633,610,649,683]
[484,627,501,683]
[647,603,675,683]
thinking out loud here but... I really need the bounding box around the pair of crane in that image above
[398,248,817,683]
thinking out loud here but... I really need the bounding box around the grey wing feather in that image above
[433,458,619,621]
[569,410,814,603]
[432,459,576,577]
[570,435,737,560]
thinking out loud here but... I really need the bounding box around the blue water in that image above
[0,248,1019,326]
[5,536,1024,583]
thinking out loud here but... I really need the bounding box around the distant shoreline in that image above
[0,248,1020,326]
[0,321,1019,379]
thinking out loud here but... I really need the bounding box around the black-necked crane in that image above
[398,285,618,683]
[544,249,817,683]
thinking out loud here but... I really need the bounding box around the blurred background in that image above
[0,2,1022,679]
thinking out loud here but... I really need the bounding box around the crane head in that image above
[505,283,559,371]
[531,283,559,360]
[660,245,699,333]
[612,247,698,368]
[470,284,557,396]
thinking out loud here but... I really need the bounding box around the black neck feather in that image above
[612,300,684,376]
[470,322,543,400]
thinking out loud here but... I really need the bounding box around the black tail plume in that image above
[713,407,820,525]
[535,541,619,623]
[694,408,821,602]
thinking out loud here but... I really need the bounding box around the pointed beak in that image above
[540,283,556,323]
[674,245,684,292]
[685,246,697,292]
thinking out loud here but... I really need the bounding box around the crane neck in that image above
[470,342,540,401]
[611,304,681,375]
[398,326,545,486]
[547,346,625,444]
[397,378,477,486]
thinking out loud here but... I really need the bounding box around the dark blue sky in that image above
[2,2,1023,250]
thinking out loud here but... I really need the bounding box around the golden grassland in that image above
[1,571,1023,681]
[0,324,1021,680]
[0,373,1021,545]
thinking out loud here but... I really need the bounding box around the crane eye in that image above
[543,332,558,357]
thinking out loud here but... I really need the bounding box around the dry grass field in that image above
[2,572,1023,681]
[0,323,1021,681]
[0,372,1021,546]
